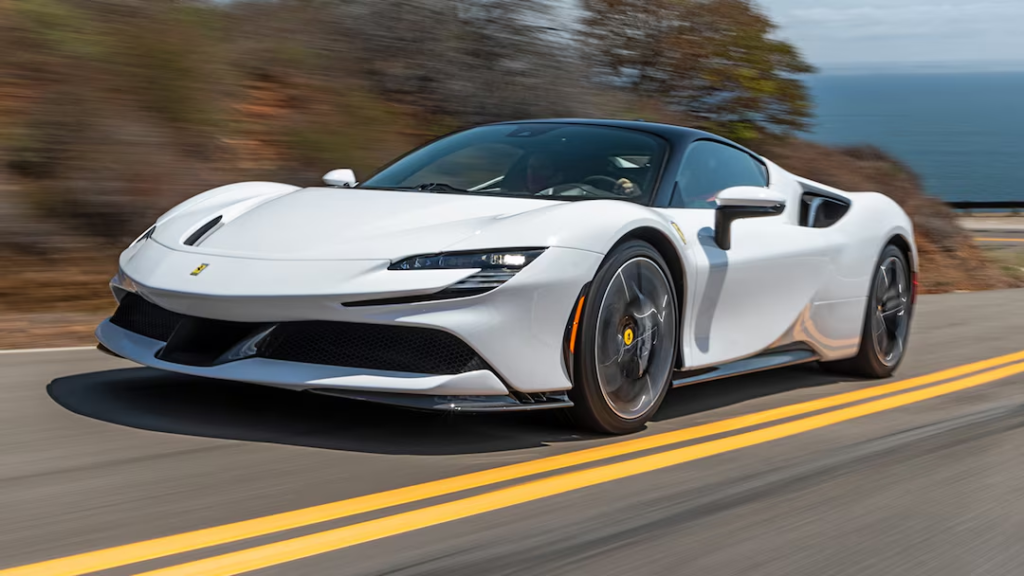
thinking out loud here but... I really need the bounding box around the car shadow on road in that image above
[47,364,847,456]
[654,363,845,422]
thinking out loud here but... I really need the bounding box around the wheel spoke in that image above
[875,320,890,350]
[634,257,644,300]
[598,343,626,367]
[881,305,904,317]
[883,292,903,311]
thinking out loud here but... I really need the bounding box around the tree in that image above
[347,0,596,126]
[582,0,815,140]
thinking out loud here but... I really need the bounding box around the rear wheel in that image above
[823,244,912,378]
[569,240,678,434]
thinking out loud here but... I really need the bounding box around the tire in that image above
[569,240,678,434]
[822,244,913,378]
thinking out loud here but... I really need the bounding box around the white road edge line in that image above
[0,345,97,355]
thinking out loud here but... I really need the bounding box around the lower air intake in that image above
[257,321,490,375]
[110,293,184,342]
[108,295,492,375]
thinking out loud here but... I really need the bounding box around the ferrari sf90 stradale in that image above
[97,120,916,433]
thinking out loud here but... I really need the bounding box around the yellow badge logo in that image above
[623,328,635,346]
[190,263,209,276]
[671,222,687,245]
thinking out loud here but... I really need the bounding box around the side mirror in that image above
[714,187,786,250]
[323,169,358,188]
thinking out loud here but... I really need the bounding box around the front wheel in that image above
[823,244,913,378]
[569,240,678,434]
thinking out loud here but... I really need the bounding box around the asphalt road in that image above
[2,288,1024,575]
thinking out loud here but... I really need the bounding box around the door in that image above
[661,140,835,368]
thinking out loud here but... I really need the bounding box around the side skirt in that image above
[309,346,818,413]
[309,389,573,413]
[672,347,819,388]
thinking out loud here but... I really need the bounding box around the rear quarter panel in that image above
[788,190,917,361]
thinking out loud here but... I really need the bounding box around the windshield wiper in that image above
[391,183,469,193]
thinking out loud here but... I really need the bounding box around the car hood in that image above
[153,187,566,260]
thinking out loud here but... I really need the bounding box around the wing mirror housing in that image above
[323,169,358,188]
[714,187,786,250]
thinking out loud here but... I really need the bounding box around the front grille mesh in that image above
[257,321,490,375]
[110,293,184,342]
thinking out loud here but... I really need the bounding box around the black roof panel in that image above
[486,118,759,158]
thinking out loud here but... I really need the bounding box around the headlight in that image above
[110,268,139,300]
[389,249,545,271]
[382,249,546,298]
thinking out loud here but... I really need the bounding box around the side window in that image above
[671,141,768,209]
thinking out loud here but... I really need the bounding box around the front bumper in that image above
[97,319,511,396]
[106,243,605,395]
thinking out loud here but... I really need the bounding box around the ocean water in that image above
[805,72,1024,202]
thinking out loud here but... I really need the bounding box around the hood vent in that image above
[184,215,223,247]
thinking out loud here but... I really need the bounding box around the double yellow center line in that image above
[7,350,1024,575]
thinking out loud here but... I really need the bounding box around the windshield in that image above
[360,123,668,204]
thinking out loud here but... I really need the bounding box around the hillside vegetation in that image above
[0,0,1017,331]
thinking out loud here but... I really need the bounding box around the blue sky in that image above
[765,0,1024,70]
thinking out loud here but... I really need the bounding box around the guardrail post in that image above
[948,201,1024,215]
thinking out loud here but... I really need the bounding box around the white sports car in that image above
[97,119,917,434]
